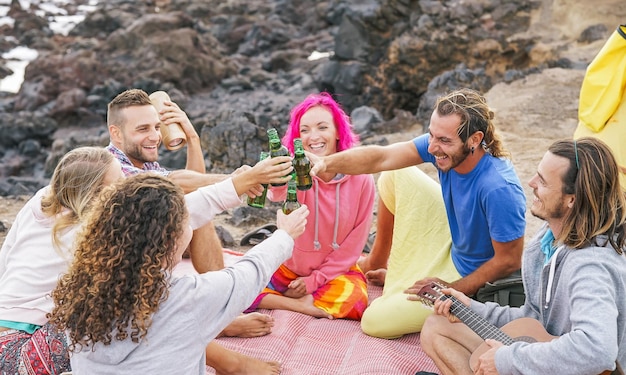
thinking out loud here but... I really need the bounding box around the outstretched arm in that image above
[169,156,293,194]
[231,156,293,196]
[309,140,424,176]
[168,170,230,194]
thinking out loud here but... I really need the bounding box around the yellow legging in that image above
[360,167,461,339]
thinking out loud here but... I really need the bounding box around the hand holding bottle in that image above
[247,152,271,208]
[231,156,292,198]
[306,151,325,177]
[276,205,309,240]
[293,138,312,190]
[250,155,293,185]
[282,179,301,214]
[268,128,291,186]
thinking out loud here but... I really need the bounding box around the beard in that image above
[530,196,569,221]
[434,143,471,172]
[123,141,158,164]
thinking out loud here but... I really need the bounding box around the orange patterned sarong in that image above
[246,264,368,320]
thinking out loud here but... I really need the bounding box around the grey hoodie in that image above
[471,224,626,374]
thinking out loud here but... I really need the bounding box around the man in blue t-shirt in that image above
[310,88,526,337]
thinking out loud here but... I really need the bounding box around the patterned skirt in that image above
[0,323,70,375]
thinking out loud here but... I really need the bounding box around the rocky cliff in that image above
[0,0,623,197]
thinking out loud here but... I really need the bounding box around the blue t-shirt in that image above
[413,134,526,276]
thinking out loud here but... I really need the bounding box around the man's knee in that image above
[421,314,448,350]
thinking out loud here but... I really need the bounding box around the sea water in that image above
[0,0,98,93]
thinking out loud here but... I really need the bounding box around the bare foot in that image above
[299,294,333,319]
[219,312,274,338]
[257,293,333,319]
[212,351,281,375]
[365,268,387,286]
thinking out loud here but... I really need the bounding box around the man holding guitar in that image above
[416,138,626,375]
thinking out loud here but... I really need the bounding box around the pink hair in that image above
[282,92,359,154]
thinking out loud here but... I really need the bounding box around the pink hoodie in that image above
[268,173,375,293]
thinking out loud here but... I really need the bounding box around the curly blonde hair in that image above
[49,174,187,350]
[435,88,510,158]
[40,147,115,252]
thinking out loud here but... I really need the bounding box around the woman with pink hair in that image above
[246,92,375,320]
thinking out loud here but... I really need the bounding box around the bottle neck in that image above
[270,140,281,150]
[287,188,298,200]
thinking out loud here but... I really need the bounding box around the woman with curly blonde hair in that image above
[0,147,123,374]
[49,173,309,374]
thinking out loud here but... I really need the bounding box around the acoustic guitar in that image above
[417,282,622,375]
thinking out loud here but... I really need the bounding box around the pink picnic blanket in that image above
[174,252,440,375]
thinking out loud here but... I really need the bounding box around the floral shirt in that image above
[105,143,170,177]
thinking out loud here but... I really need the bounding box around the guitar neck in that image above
[445,295,515,345]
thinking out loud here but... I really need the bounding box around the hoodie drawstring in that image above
[544,245,563,309]
[331,182,340,250]
[312,178,341,251]
[313,179,321,250]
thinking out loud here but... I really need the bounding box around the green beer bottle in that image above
[292,138,312,190]
[247,151,270,208]
[268,128,290,186]
[282,179,301,214]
